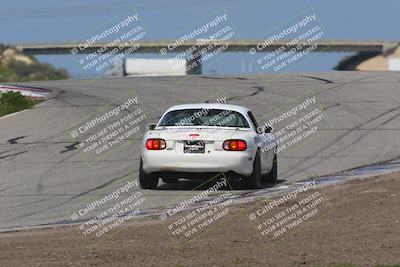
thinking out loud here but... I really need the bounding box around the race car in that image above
[139,103,277,189]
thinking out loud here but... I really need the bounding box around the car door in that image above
[247,111,275,171]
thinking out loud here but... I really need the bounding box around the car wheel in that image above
[139,159,158,189]
[247,152,262,189]
[162,177,179,184]
[263,154,277,183]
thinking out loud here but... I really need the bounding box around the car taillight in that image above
[222,140,247,151]
[146,139,166,150]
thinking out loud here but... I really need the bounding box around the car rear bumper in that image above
[142,150,255,176]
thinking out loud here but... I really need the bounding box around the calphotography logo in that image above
[70,7,150,78]
[68,94,149,161]
[157,9,239,81]
[248,7,331,81]
[254,91,332,166]
[68,177,151,248]
[246,176,333,248]
[158,175,236,246]
[161,91,234,136]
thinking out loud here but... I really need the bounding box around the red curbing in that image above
[0,84,50,98]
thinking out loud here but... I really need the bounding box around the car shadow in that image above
[156,178,286,191]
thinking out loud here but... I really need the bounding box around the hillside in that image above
[0,44,68,82]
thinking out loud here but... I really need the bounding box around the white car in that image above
[139,103,277,189]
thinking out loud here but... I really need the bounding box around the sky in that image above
[1,0,399,77]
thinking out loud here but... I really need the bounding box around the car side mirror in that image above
[264,125,273,133]
[147,124,156,130]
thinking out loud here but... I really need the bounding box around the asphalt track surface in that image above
[1,71,400,229]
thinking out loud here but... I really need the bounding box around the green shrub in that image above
[0,91,40,117]
[9,61,69,81]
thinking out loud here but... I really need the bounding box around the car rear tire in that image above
[162,177,179,184]
[247,152,262,189]
[263,154,277,183]
[139,159,158,189]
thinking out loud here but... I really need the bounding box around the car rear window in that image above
[158,108,250,128]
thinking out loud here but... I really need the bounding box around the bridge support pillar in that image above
[186,47,202,75]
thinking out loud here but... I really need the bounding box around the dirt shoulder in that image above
[1,173,400,267]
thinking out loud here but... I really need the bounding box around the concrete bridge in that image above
[12,40,400,74]
[13,40,399,54]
